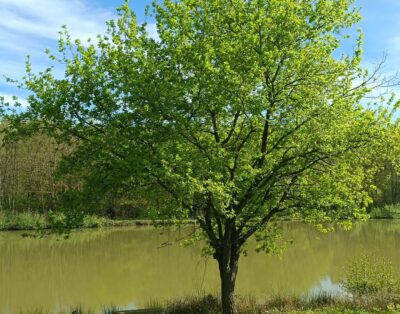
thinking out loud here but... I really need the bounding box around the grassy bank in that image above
[369,204,400,219]
[16,293,400,313]
[164,294,400,314]
[158,293,400,313]
[2,202,400,231]
[0,211,166,231]
[2,204,400,232]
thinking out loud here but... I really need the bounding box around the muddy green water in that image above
[1,220,400,313]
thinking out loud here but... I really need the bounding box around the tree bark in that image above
[217,245,239,314]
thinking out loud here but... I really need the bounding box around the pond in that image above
[1,220,400,313]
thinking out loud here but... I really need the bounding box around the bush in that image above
[0,210,112,231]
[341,254,400,305]
[47,210,67,229]
[16,212,47,229]
[48,210,108,229]
[82,215,107,228]
[369,204,400,219]
[48,208,89,230]
[0,211,46,230]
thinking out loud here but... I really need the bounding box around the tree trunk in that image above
[217,246,239,314]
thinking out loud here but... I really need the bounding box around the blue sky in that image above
[0,0,399,106]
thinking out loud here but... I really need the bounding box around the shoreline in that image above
[12,293,399,314]
[0,212,398,233]
[0,211,196,232]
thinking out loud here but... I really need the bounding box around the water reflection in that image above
[0,220,399,312]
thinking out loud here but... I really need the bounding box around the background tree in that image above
[0,129,70,212]
[0,127,158,219]
[1,1,398,313]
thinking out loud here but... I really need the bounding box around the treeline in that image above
[0,129,162,219]
[0,128,399,218]
[0,132,68,212]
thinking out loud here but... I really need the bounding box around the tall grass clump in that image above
[0,210,111,231]
[0,211,46,230]
[82,215,107,228]
[369,204,400,219]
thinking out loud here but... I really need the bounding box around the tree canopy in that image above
[1,1,399,313]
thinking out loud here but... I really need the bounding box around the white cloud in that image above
[0,0,116,89]
[0,0,113,43]
[1,93,29,108]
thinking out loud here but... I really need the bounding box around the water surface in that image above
[1,220,400,313]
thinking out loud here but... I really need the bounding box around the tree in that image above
[0,126,72,212]
[1,1,398,313]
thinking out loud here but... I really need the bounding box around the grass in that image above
[369,204,400,219]
[18,294,400,314]
[2,203,400,231]
[0,210,196,231]
[0,210,47,230]
[160,293,400,313]
[0,210,145,231]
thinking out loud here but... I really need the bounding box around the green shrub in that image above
[48,209,88,230]
[48,210,109,230]
[47,210,67,229]
[341,254,400,304]
[0,210,113,231]
[82,215,107,228]
[0,211,46,230]
[16,212,47,229]
[369,204,400,219]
